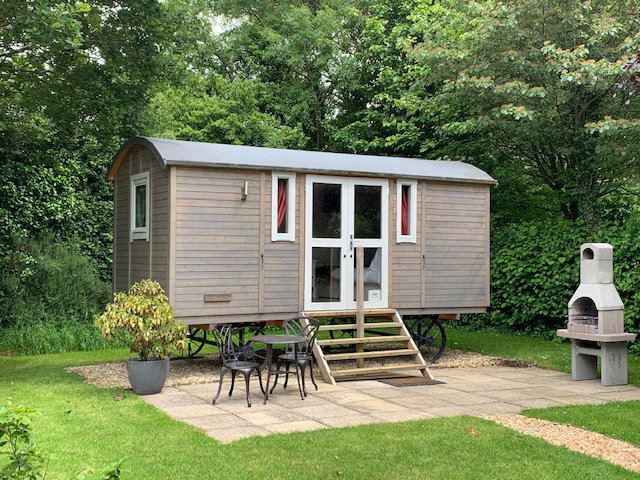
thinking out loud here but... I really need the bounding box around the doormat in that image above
[378,377,445,387]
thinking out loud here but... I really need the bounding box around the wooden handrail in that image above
[355,246,365,368]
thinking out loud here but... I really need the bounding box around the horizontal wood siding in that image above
[391,179,423,308]
[112,146,169,293]
[173,168,261,317]
[424,182,490,308]
[263,173,301,313]
[150,150,169,291]
[113,152,131,292]
[129,150,151,285]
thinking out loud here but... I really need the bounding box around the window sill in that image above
[271,236,295,243]
[131,230,149,241]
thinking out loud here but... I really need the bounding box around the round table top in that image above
[250,334,307,345]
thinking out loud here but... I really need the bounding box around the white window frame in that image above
[130,172,150,241]
[271,172,296,242]
[396,179,417,243]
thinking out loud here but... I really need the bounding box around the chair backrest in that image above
[211,325,257,365]
[283,316,320,355]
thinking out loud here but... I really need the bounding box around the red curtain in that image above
[401,187,409,236]
[277,181,287,231]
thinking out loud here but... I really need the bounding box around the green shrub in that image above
[0,403,123,479]
[462,217,640,351]
[96,280,187,361]
[0,236,112,354]
[0,404,46,480]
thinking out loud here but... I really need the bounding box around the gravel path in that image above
[66,348,509,389]
[492,414,640,473]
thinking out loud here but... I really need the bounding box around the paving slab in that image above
[139,365,640,443]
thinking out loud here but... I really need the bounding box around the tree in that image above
[145,74,305,148]
[405,0,640,223]
[0,0,207,277]
[209,0,369,150]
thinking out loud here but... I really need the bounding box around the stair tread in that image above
[324,349,418,361]
[319,322,402,331]
[333,363,427,376]
[317,335,411,346]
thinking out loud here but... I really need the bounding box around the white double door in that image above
[304,175,389,311]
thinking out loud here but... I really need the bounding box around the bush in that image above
[0,237,112,354]
[95,280,187,361]
[461,217,640,351]
[0,404,46,480]
[0,403,123,479]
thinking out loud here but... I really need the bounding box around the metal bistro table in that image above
[250,334,307,404]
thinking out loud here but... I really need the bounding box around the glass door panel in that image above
[352,247,383,302]
[312,183,342,238]
[354,185,382,239]
[311,247,342,303]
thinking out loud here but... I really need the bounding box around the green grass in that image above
[0,322,126,355]
[525,401,640,447]
[2,344,639,479]
[446,327,640,387]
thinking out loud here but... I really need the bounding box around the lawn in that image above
[1,330,639,479]
[525,401,640,447]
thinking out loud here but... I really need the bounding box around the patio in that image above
[141,365,640,443]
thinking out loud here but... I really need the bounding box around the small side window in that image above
[131,172,149,241]
[397,180,417,243]
[272,173,296,241]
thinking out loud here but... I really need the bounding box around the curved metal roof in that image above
[108,137,497,185]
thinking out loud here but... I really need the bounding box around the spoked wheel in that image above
[235,325,269,369]
[408,317,446,363]
[186,327,207,358]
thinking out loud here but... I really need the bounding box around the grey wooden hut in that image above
[108,137,497,382]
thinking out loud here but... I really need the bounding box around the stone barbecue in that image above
[558,243,636,386]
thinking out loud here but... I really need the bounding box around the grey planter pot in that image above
[125,358,170,395]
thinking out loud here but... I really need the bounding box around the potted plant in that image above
[96,280,187,395]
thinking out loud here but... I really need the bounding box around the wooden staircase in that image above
[302,308,432,385]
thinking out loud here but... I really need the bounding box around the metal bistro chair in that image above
[270,317,320,397]
[212,326,265,407]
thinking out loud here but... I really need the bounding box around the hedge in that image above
[462,217,640,351]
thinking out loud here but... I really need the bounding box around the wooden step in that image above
[324,349,418,361]
[301,309,432,385]
[333,363,427,378]
[319,322,402,331]
[317,335,411,347]
[303,308,397,318]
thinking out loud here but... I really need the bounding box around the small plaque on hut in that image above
[204,293,231,303]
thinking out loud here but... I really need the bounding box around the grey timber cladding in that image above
[423,182,489,308]
[262,174,300,313]
[389,181,490,310]
[172,167,262,318]
[390,179,424,309]
[112,146,169,295]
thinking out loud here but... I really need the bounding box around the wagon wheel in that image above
[186,327,207,358]
[409,317,446,363]
[236,325,269,370]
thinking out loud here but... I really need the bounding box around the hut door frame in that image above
[304,175,389,311]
